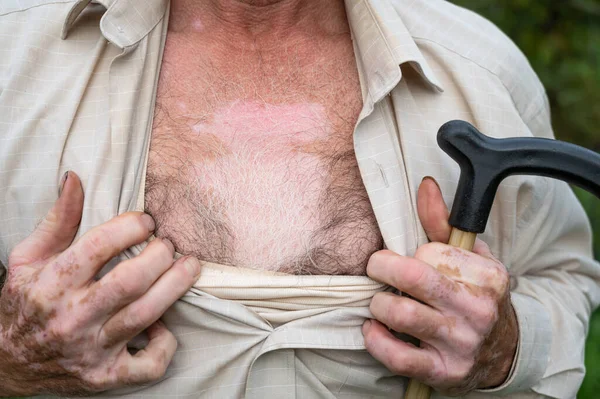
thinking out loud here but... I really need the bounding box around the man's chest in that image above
[144,32,383,275]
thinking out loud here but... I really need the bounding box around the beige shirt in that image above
[1,0,599,398]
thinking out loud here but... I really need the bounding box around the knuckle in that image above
[82,232,112,259]
[426,362,447,386]
[398,299,418,325]
[381,299,405,330]
[489,267,510,295]
[414,243,433,260]
[49,319,77,341]
[7,251,27,268]
[448,359,474,383]
[469,302,498,329]
[452,329,479,354]
[392,354,419,377]
[85,372,110,391]
[126,304,154,331]
[148,358,168,381]
[402,260,427,291]
[111,274,144,301]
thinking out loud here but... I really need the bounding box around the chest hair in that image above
[145,34,383,275]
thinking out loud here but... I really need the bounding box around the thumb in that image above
[417,177,451,243]
[10,171,84,266]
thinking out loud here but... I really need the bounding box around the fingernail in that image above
[161,238,174,253]
[184,257,202,277]
[141,213,156,231]
[58,171,69,197]
[362,320,372,335]
[422,176,441,190]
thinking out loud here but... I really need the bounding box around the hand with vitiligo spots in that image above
[362,177,518,396]
[0,172,203,396]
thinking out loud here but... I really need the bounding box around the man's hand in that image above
[362,177,518,396]
[0,172,202,396]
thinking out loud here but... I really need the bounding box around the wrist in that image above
[0,334,36,397]
[478,300,519,389]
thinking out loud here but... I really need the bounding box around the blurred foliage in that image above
[453,0,600,150]
[452,1,600,397]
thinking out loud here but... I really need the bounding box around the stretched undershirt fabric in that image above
[92,262,403,399]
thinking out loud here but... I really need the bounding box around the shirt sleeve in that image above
[475,94,600,397]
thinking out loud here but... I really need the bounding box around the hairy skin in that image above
[145,0,383,275]
[363,178,519,395]
[0,172,202,396]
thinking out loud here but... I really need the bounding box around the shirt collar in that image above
[62,0,168,49]
[61,0,442,93]
[345,0,443,108]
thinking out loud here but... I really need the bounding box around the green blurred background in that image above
[452,1,600,397]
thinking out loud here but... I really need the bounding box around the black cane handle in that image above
[438,120,600,234]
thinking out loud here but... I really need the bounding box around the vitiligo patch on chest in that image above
[145,100,382,275]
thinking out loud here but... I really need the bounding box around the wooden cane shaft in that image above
[404,379,432,399]
[403,228,477,399]
[448,228,477,251]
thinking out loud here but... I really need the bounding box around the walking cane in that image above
[404,120,600,399]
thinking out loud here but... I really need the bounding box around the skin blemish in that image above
[191,19,204,32]
[461,283,498,299]
[441,248,463,258]
[437,263,462,279]
[116,364,130,381]
[48,290,65,300]
[53,253,81,278]
[433,275,460,299]
[78,283,100,306]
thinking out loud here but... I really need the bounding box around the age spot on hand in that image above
[437,263,462,279]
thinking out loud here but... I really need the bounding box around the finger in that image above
[414,242,507,291]
[369,292,447,345]
[59,211,156,285]
[10,171,84,266]
[367,250,457,308]
[362,319,440,384]
[100,256,202,347]
[82,238,175,316]
[417,177,451,243]
[109,320,177,386]
[418,177,493,258]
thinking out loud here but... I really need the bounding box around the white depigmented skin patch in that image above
[176,101,188,112]
[191,19,204,32]
[185,100,328,271]
[145,3,381,275]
